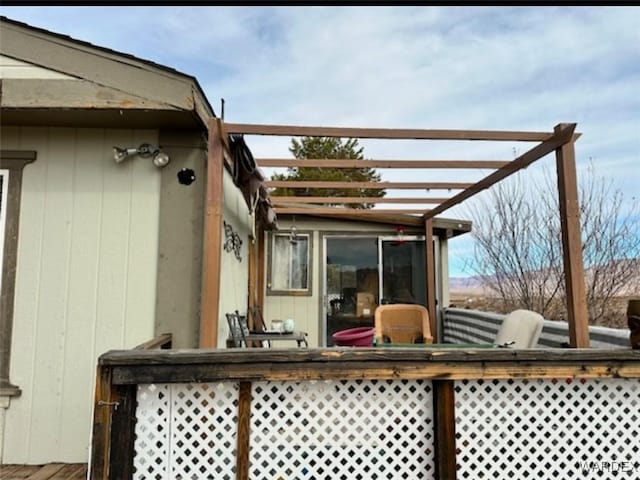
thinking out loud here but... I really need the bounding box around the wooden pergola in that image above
[200,120,589,349]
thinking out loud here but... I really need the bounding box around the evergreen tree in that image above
[271,137,385,209]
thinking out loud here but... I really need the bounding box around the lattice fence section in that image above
[455,378,640,479]
[133,382,240,480]
[249,379,435,479]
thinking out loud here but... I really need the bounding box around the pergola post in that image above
[555,123,590,348]
[200,119,225,348]
[425,218,437,340]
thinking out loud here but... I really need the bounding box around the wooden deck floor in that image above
[0,463,87,479]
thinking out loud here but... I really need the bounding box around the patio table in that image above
[246,330,309,347]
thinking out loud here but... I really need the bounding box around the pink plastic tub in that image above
[332,327,376,347]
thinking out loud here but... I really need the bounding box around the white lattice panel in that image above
[249,379,435,479]
[455,378,640,479]
[134,383,170,479]
[133,382,239,480]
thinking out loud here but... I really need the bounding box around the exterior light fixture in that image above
[112,143,171,168]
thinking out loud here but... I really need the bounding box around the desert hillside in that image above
[448,272,638,329]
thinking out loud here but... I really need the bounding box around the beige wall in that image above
[263,229,322,347]
[263,218,409,347]
[263,217,451,347]
[1,126,160,463]
[218,168,253,348]
[154,131,206,348]
[0,54,75,79]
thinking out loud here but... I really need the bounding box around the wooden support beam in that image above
[257,158,509,169]
[425,218,437,339]
[89,365,113,480]
[248,235,257,330]
[433,380,457,480]
[236,382,252,480]
[285,211,424,227]
[107,385,137,480]
[266,180,472,190]
[271,196,449,204]
[257,226,266,312]
[200,119,225,348]
[275,207,430,216]
[103,348,640,384]
[555,124,590,348]
[225,122,555,141]
[424,124,577,219]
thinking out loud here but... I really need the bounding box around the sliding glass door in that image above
[324,236,379,346]
[378,237,427,307]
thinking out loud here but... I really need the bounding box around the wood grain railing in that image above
[90,348,640,479]
[133,333,173,350]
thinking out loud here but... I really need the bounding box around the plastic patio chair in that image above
[494,309,544,348]
[374,304,433,344]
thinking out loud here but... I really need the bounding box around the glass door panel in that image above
[379,238,427,307]
[324,236,379,346]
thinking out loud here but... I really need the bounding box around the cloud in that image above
[2,6,638,274]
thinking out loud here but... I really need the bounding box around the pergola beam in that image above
[425,218,437,338]
[271,196,450,204]
[555,124,590,347]
[424,124,577,219]
[258,158,509,169]
[266,181,472,190]
[225,122,555,141]
[275,207,430,216]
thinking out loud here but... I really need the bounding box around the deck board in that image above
[0,464,87,480]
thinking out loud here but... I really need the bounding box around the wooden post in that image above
[555,123,590,348]
[433,380,457,479]
[108,385,138,480]
[257,225,266,312]
[425,218,437,340]
[200,119,225,348]
[248,234,257,330]
[90,366,138,480]
[236,381,253,480]
[89,365,114,480]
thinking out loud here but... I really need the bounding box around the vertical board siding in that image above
[218,169,251,348]
[59,128,104,460]
[2,127,160,463]
[28,127,74,462]
[4,126,48,462]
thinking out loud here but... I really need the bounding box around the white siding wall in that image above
[1,126,161,463]
[218,169,252,348]
[0,54,75,79]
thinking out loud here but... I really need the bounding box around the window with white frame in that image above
[267,231,312,295]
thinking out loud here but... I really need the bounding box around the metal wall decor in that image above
[223,220,243,261]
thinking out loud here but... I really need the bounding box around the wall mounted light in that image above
[113,143,171,168]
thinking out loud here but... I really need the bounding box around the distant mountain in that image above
[449,257,640,296]
[448,276,488,294]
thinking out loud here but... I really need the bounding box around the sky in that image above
[1,6,638,277]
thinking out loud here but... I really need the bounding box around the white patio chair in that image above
[494,309,544,348]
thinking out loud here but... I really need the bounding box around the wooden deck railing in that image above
[90,348,640,479]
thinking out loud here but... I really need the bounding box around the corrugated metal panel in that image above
[443,308,630,349]
[2,126,160,463]
[0,54,75,79]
